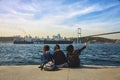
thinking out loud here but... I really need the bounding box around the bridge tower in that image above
[77,28,81,43]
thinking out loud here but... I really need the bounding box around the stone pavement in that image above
[0,65,120,80]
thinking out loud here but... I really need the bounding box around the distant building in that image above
[115,40,120,43]
[47,36,50,40]
[52,34,63,40]
[24,35,33,42]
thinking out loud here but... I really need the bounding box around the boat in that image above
[33,40,73,44]
[14,40,73,44]
[13,35,33,44]
[13,36,73,44]
[14,41,33,44]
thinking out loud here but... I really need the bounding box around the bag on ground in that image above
[43,61,56,71]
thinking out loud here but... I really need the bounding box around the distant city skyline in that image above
[0,0,120,39]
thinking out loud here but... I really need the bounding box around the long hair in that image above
[43,45,49,55]
[66,45,74,53]
[54,44,60,51]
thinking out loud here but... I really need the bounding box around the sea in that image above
[0,43,120,66]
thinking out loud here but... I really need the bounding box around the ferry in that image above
[13,36,73,44]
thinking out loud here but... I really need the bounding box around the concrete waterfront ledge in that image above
[0,65,120,80]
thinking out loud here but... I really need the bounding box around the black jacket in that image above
[53,50,67,65]
[67,45,86,68]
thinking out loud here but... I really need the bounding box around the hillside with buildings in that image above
[0,37,14,43]
[0,36,120,44]
[71,37,120,44]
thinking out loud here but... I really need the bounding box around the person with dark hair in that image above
[39,45,54,69]
[66,43,87,68]
[66,45,74,56]
[53,44,68,68]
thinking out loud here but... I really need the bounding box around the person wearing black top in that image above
[53,44,68,68]
[66,43,87,68]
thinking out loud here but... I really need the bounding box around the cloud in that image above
[0,0,119,21]
[0,0,120,39]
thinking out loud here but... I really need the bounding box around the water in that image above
[0,43,120,66]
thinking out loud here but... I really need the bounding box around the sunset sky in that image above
[0,0,120,39]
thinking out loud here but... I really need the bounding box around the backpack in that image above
[40,53,56,71]
[42,61,56,71]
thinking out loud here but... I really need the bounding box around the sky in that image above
[0,0,120,39]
